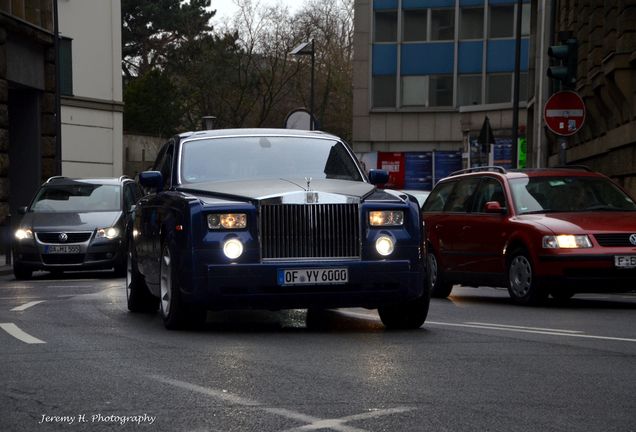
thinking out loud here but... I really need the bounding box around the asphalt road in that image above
[1,271,635,432]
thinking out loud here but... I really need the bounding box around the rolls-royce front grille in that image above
[594,233,636,247]
[261,204,360,259]
[36,232,92,244]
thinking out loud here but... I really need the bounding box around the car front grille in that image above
[260,204,360,260]
[594,233,636,247]
[36,232,92,244]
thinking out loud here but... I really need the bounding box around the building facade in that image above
[0,0,57,226]
[353,0,530,189]
[58,0,123,177]
[527,0,636,196]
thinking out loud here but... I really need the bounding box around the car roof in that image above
[439,166,605,183]
[177,128,342,141]
[43,176,130,186]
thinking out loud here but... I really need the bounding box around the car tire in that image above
[507,248,547,306]
[13,263,32,280]
[378,289,430,330]
[126,246,159,313]
[427,250,453,298]
[159,242,206,330]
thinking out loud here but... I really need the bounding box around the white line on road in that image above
[150,375,412,432]
[427,321,636,343]
[0,323,46,344]
[11,300,46,312]
[465,322,583,334]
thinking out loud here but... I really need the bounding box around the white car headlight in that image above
[14,228,33,240]
[375,235,395,256]
[369,211,404,226]
[542,235,592,249]
[208,213,247,230]
[96,227,120,239]
[223,238,244,259]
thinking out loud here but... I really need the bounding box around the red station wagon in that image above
[422,166,636,305]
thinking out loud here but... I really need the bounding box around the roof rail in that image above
[552,165,593,172]
[450,166,507,176]
[45,176,66,183]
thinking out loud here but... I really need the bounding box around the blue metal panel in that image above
[486,39,529,72]
[458,41,483,73]
[405,152,433,190]
[488,0,515,4]
[374,0,398,9]
[401,43,454,75]
[434,151,462,183]
[372,44,398,76]
[459,0,485,5]
[403,0,454,8]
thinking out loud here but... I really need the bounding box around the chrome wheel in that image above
[126,251,133,301]
[428,253,438,289]
[160,246,172,317]
[509,255,532,298]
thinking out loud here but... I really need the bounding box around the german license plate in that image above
[278,268,348,286]
[615,255,636,268]
[45,245,81,254]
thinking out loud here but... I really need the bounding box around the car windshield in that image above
[510,176,636,214]
[180,136,363,184]
[30,184,121,212]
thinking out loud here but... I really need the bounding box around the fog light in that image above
[223,238,244,259]
[375,235,394,256]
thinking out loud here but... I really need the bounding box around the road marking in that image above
[11,300,46,312]
[150,375,412,432]
[0,323,46,344]
[465,322,583,334]
[427,321,636,343]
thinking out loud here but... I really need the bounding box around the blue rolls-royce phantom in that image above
[127,128,429,329]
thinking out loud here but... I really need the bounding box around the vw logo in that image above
[630,234,636,246]
[58,233,68,242]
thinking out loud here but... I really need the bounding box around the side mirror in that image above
[18,206,28,215]
[128,204,136,214]
[368,169,389,185]
[138,171,163,191]
[484,201,506,214]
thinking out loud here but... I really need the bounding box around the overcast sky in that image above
[210,0,300,22]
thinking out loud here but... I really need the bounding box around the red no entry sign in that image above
[544,90,586,136]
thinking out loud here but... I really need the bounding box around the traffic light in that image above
[547,38,578,89]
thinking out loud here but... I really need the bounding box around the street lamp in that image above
[290,40,315,130]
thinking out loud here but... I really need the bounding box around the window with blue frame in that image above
[370,0,530,109]
[460,7,484,39]
[431,8,455,41]
[375,11,397,42]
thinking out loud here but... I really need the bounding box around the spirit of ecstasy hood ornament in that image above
[305,177,312,191]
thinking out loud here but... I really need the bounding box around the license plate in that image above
[278,268,348,286]
[45,245,81,254]
[615,255,636,268]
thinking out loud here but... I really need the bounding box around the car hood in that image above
[517,211,636,234]
[19,211,122,231]
[178,178,400,204]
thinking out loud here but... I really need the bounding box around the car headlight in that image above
[375,235,395,256]
[223,238,244,259]
[207,213,247,230]
[96,227,120,239]
[369,211,404,226]
[14,228,33,240]
[542,235,592,249]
